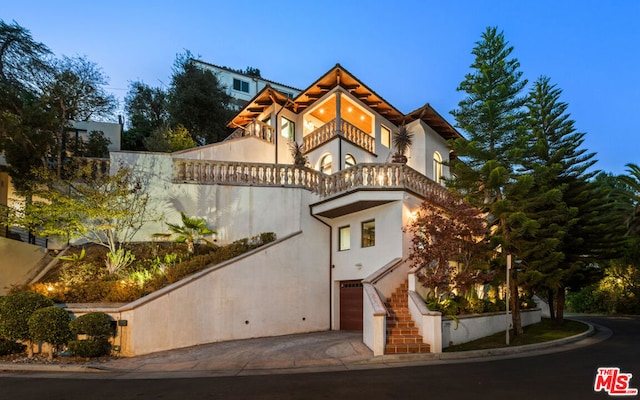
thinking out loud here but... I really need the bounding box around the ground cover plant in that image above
[20,232,276,303]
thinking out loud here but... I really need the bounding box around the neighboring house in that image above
[192,59,302,110]
[103,63,471,356]
[70,119,123,153]
[1,119,121,242]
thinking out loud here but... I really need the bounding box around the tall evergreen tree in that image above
[123,81,169,150]
[168,51,234,145]
[449,27,529,336]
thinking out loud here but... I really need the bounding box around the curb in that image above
[0,319,605,375]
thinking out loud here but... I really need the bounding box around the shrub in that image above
[0,338,25,356]
[70,312,113,338]
[0,291,54,341]
[68,338,111,358]
[28,306,73,347]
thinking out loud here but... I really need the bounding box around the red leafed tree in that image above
[407,191,490,299]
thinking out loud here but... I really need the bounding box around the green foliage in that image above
[68,337,111,358]
[567,263,640,314]
[27,306,72,346]
[392,125,414,160]
[28,233,276,303]
[166,212,215,254]
[105,249,136,275]
[58,247,86,263]
[0,291,54,341]
[70,312,113,338]
[82,130,111,158]
[0,338,26,356]
[168,51,235,144]
[289,141,309,167]
[123,80,169,151]
[144,124,196,152]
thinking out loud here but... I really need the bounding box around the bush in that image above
[0,292,54,341]
[28,306,72,346]
[70,312,113,338]
[0,338,25,356]
[68,337,111,358]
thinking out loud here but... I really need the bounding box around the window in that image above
[281,117,295,140]
[381,125,391,148]
[345,154,356,168]
[338,226,351,251]
[361,220,375,248]
[433,151,443,184]
[320,154,332,174]
[233,78,250,93]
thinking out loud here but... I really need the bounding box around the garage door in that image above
[340,280,363,330]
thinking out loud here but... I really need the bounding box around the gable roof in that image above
[228,63,461,140]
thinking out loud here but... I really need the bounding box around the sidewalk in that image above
[0,321,608,378]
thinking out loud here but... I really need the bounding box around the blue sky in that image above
[3,1,639,175]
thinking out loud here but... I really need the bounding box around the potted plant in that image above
[392,125,413,163]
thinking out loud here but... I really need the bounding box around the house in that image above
[98,63,472,356]
[193,59,302,110]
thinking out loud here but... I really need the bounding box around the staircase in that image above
[385,280,430,354]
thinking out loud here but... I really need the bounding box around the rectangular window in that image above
[338,226,351,251]
[281,117,295,140]
[361,220,375,248]
[233,78,250,93]
[381,125,391,148]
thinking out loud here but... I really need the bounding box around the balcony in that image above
[303,119,375,154]
[225,119,275,143]
[173,160,448,203]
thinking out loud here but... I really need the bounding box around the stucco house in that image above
[94,63,473,357]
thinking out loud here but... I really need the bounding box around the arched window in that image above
[433,151,443,184]
[320,154,332,175]
[345,154,356,168]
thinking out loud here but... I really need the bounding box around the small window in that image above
[233,78,250,93]
[320,154,332,174]
[281,117,295,140]
[381,125,391,148]
[433,151,443,184]
[345,154,356,168]
[338,226,351,251]
[361,220,375,248]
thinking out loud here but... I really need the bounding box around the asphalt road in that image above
[0,315,638,400]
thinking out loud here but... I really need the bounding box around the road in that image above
[0,315,638,400]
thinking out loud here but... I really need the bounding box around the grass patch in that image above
[444,318,589,352]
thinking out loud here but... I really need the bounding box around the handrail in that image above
[303,119,374,153]
[173,159,450,202]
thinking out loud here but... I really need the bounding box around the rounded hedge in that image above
[68,337,112,358]
[70,312,113,338]
[0,338,26,356]
[28,306,72,346]
[0,291,54,341]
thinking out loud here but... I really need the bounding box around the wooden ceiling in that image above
[228,64,461,141]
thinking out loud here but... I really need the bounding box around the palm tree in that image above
[392,125,414,163]
[619,163,640,236]
[166,212,215,253]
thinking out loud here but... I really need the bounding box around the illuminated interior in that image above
[303,93,373,136]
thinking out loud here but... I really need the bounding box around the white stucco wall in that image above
[72,230,330,356]
[173,137,275,164]
[111,151,316,244]
[442,309,542,348]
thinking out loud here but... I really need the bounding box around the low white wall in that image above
[442,309,542,348]
[362,284,386,356]
[68,232,330,356]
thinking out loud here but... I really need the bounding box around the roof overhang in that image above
[310,190,403,218]
[228,63,462,142]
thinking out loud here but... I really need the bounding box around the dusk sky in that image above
[4,1,639,175]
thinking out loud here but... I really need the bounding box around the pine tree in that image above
[524,77,624,323]
[449,27,529,336]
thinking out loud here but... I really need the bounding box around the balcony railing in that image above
[174,160,449,202]
[225,119,275,143]
[303,119,375,154]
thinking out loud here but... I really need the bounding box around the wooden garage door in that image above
[340,280,363,330]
